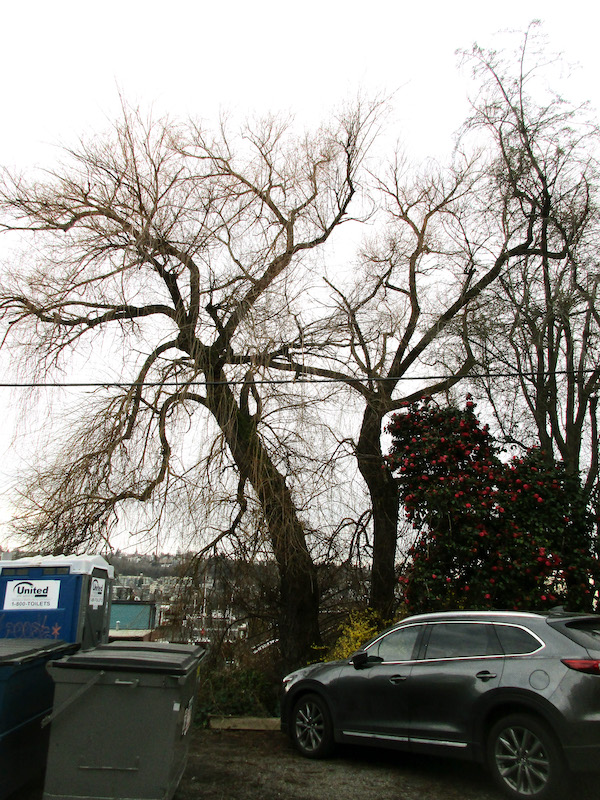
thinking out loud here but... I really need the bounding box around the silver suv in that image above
[281,610,600,800]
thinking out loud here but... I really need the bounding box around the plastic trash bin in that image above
[0,639,75,800]
[99,640,207,658]
[0,554,113,648]
[42,643,203,800]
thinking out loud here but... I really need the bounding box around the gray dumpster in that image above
[42,643,203,800]
[0,639,75,800]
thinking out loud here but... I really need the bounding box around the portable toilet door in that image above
[0,555,114,648]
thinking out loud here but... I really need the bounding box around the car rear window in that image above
[494,624,542,655]
[559,619,600,652]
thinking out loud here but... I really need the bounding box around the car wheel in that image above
[487,713,566,800]
[291,693,334,758]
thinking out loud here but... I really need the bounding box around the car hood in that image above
[283,659,345,686]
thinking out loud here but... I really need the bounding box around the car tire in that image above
[291,693,334,759]
[487,713,567,800]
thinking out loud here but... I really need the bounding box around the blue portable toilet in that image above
[0,555,114,649]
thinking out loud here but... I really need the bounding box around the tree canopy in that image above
[1,26,600,668]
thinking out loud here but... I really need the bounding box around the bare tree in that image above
[0,104,376,670]
[460,27,600,500]
[251,147,544,617]
[247,27,599,618]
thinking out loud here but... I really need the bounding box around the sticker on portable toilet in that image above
[3,579,61,610]
[89,577,106,608]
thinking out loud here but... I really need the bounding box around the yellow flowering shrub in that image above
[328,610,384,661]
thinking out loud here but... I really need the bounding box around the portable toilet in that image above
[0,555,114,649]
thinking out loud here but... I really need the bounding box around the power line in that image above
[0,368,597,389]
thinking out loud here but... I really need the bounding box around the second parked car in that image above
[281,609,600,800]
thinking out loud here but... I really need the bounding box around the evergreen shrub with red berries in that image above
[386,397,598,613]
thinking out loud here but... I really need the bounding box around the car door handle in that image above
[476,670,497,682]
[389,675,408,684]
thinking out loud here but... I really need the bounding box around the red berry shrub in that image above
[386,397,598,613]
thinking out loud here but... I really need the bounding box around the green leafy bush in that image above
[196,667,278,725]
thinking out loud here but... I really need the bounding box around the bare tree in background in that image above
[460,27,600,502]
[0,104,376,669]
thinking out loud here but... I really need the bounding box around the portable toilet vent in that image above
[0,555,114,649]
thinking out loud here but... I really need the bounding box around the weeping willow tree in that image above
[0,103,377,670]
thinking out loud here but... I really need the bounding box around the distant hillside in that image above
[106,552,181,579]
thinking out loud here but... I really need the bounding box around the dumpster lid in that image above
[49,644,203,675]
[0,638,72,665]
[100,641,206,658]
[0,554,114,579]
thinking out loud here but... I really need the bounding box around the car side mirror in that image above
[351,651,383,669]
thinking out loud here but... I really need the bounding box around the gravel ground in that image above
[175,728,597,800]
[12,726,598,800]
[175,728,502,800]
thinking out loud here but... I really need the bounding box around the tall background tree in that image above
[253,26,599,619]
[459,25,600,506]
[1,25,600,666]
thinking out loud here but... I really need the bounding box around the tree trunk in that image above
[356,406,399,620]
[206,376,321,672]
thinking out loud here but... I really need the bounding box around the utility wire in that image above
[0,368,597,389]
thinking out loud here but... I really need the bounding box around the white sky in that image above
[1,0,598,550]
[2,0,599,168]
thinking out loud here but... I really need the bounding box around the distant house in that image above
[109,600,157,641]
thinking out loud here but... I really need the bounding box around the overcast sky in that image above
[1,0,598,549]
[2,1,599,167]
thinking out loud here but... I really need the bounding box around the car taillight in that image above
[562,658,600,675]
